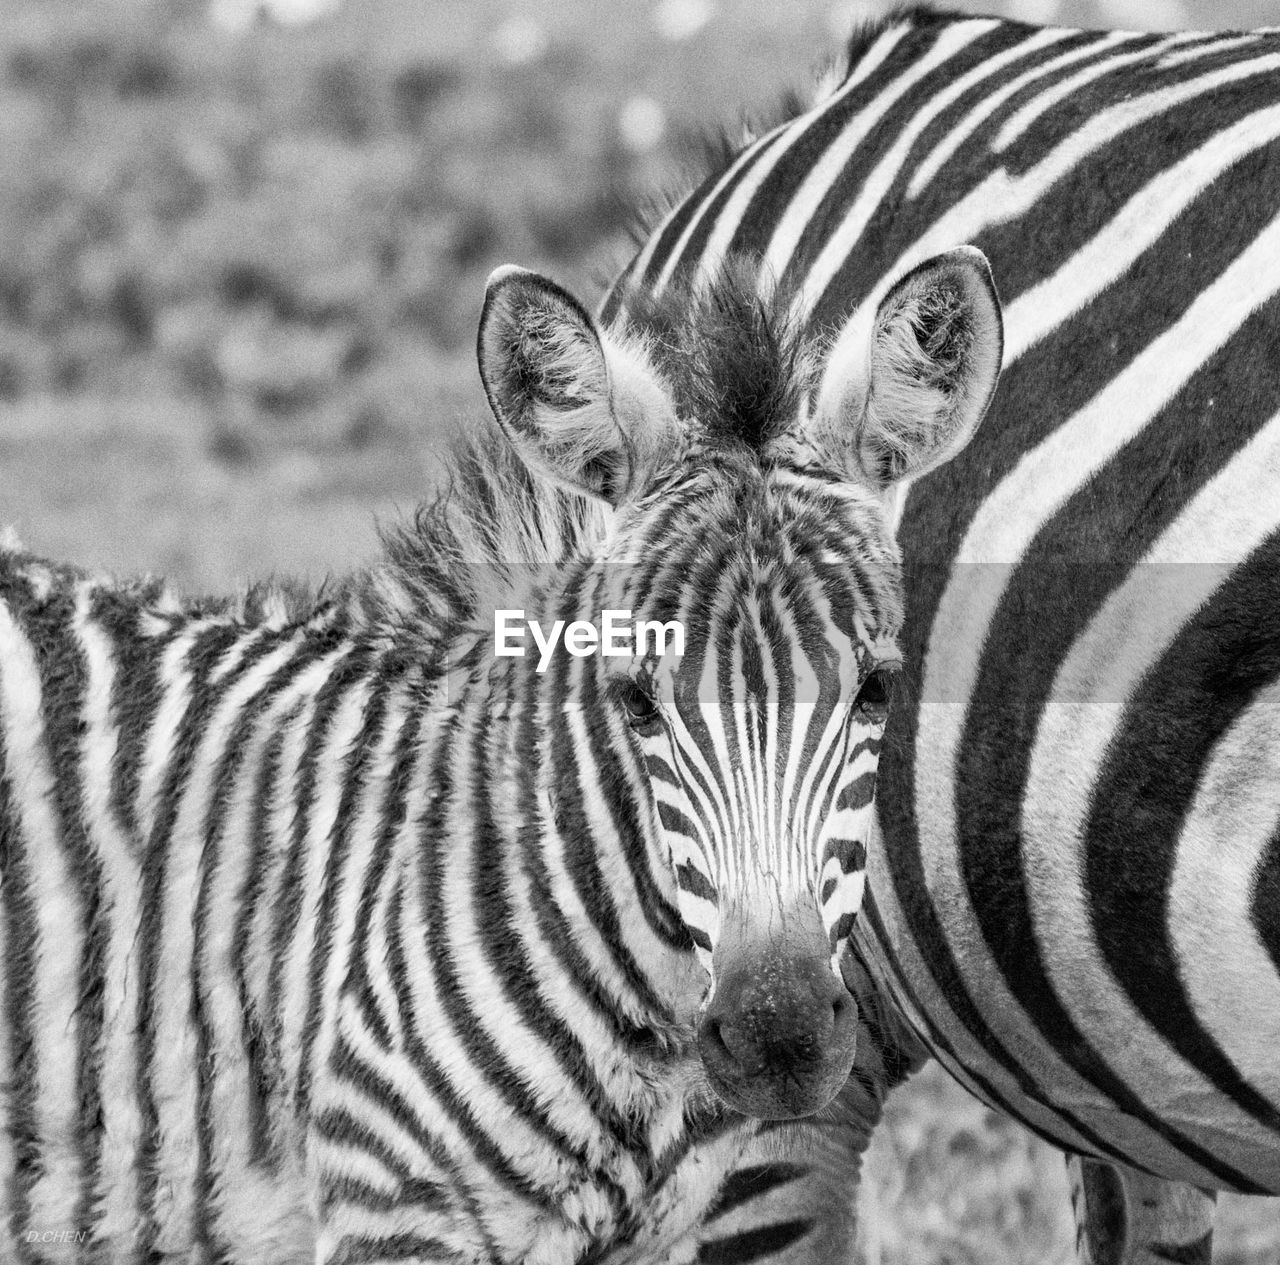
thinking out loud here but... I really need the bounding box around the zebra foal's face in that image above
[478,250,1003,1119]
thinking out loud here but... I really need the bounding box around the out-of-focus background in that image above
[1,0,1277,1260]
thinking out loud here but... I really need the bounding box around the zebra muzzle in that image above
[696,899,858,1119]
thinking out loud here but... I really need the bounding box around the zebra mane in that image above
[616,5,960,262]
[0,527,338,641]
[615,260,822,456]
[354,419,607,652]
[843,5,964,73]
[619,85,811,257]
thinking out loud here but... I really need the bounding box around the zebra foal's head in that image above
[477,250,1002,1119]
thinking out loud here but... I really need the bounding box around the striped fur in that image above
[607,2,1280,1258]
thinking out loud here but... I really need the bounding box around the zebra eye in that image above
[855,668,893,725]
[619,680,660,730]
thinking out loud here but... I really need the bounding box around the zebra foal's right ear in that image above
[477,267,676,506]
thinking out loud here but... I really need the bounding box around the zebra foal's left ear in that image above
[812,246,1003,489]
[477,266,676,505]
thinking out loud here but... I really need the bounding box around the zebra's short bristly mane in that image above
[0,528,334,634]
[614,260,822,456]
[843,5,964,71]
[355,422,607,652]
[618,5,961,258]
[620,86,813,256]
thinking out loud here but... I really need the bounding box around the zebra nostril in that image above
[831,987,855,1038]
[700,1012,760,1076]
[833,995,848,1030]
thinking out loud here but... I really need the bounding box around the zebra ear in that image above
[814,246,1003,489]
[477,266,676,506]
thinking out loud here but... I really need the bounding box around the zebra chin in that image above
[695,898,858,1119]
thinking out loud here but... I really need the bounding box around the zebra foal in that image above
[0,224,1001,1256]
[605,3,1280,1261]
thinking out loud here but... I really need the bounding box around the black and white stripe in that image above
[608,4,1280,1258]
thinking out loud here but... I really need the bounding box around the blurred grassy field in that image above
[2,1,1278,1261]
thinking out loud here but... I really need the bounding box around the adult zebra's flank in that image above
[603,3,1280,1261]
[0,200,1001,1259]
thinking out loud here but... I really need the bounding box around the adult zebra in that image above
[0,212,1001,1257]
[598,3,1280,1261]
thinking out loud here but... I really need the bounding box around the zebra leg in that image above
[1068,1155,1217,1265]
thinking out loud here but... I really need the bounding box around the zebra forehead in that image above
[626,464,904,643]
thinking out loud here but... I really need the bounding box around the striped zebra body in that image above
[0,212,1003,1253]
[606,1,1280,1253]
